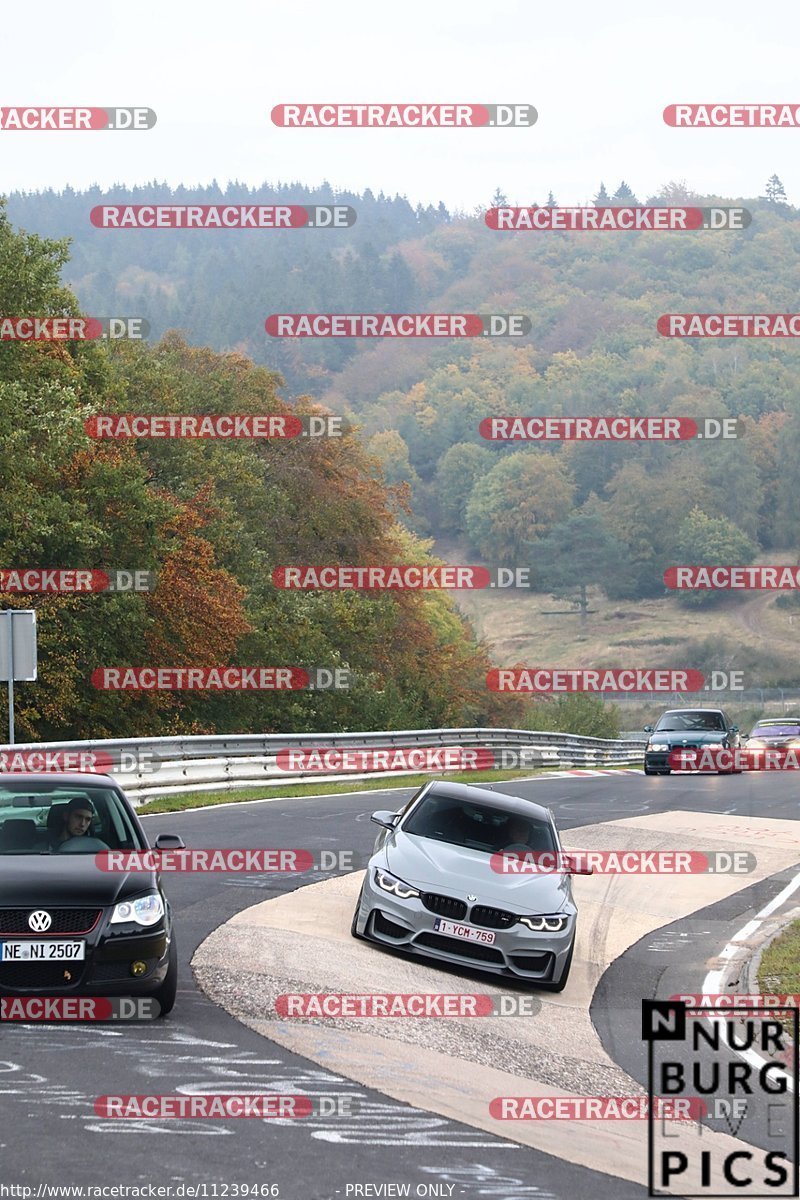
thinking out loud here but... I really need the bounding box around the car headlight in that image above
[110,893,165,927]
[747,738,766,748]
[519,914,570,933]
[705,743,724,749]
[787,740,800,749]
[648,743,669,752]
[374,868,420,900]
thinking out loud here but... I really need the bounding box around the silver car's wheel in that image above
[350,884,367,940]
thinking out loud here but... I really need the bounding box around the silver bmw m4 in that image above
[350,779,590,991]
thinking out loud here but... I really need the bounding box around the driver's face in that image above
[65,809,93,837]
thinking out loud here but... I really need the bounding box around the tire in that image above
[350,885,367,940]
[153,936,178,1016]
[538,938,574,993]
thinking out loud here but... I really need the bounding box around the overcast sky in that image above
[4,0,800,209]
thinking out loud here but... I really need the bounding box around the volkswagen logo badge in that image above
[467,894,477,902]
[28,910,52,932]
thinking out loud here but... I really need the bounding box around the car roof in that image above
[753,717,800,724]
[0,772,118,787]
[424,778,551,821]
[658,708,725,716]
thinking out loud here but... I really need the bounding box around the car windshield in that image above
[749,724,800,738]
[0,783,144,855]
[401,793,556,855]
[654,712,726,732]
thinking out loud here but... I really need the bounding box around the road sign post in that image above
[0,610,37,743]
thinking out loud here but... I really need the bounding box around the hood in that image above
[746,735,799,747]
[384,832,572,913]
[649,731,730,747]
[0,855,157,907]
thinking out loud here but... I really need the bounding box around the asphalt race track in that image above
[1,770,798,1199]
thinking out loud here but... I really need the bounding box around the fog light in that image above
[130,960,147,977]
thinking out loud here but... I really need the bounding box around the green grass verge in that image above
[135,761,641,815]
[758,919,800,996]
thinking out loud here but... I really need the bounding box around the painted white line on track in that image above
[701,867,800,1093]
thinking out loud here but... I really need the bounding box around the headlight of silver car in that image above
[519,914,570,933]
[374,868,420,900]
[110,893,165,927]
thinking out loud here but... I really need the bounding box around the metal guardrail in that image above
[610,690,800,707]
[0,728,647,804]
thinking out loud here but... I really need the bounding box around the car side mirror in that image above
[370,811,400,829]
[153,833,186,850]
[643,725,653,733]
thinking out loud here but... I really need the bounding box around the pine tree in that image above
[546,190,557,208]
[765,174,789,205]
[594,182,610,205]
[491,187,509,208]
[611,180,639,205]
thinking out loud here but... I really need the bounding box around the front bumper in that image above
[645,745,737,772]
[644,750,672,771]
[355,874,575,983]
[0,925,172,996]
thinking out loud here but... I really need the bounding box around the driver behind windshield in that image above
[50,797,95,848]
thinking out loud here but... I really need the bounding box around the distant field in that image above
[437,539,800,687]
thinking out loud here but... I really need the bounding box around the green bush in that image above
[521,693,621,739]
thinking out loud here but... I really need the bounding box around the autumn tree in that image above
[464,452,575,565]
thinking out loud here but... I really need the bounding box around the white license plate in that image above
[0,941,85,961]
[433,918,496,945]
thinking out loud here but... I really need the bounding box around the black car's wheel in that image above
[153,936,178,1016]
[538,937,574,993]
[350,884,367,940]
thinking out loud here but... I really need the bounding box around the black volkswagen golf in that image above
[0,773,181,1015]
